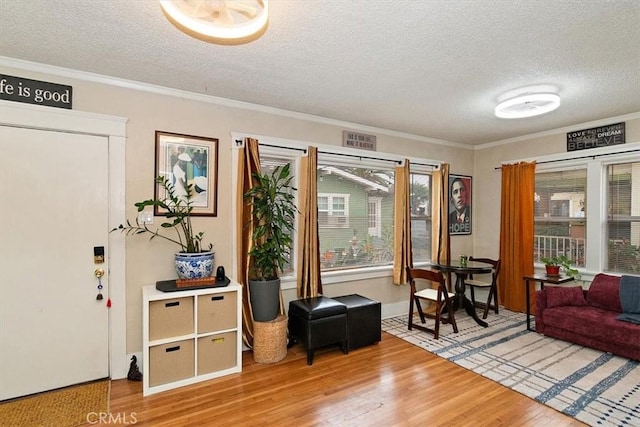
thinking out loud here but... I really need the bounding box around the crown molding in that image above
[0,56,466,149]
[476,111,640,150]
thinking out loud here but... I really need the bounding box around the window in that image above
[318,193,349,228]
[409,171,432,264]
[531,149,640,276]
[318,163,395,271]
[606,161,640,274]
[534,168,587,267]
[259,154,297,277]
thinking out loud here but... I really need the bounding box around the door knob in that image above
[94,268,105,278]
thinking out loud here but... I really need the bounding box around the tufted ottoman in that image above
[288,296,348,365]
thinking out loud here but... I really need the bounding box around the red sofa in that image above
[535,273,640,361]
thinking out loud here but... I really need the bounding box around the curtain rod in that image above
[252,140,402,164]
[411,161,440,168]
[494,148,640,170]
[319,151,402,164]
[247,139,439,166]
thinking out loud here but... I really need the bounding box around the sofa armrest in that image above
[534,289,547,333]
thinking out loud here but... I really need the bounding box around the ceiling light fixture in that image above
[160,0,268,43]
[495,92,561,119]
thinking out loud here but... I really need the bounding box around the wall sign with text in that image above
[343,131,377,151]
[0,74,73,109]
[566,122,625,152]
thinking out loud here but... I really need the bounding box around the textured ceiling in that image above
[1,0,639,145]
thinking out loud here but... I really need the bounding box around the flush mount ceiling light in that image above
[160,0,268,43]
[495,93,561,119]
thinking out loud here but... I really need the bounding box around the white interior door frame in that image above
[0,100,129,379]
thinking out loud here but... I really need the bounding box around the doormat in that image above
[0,379,110,427]
[382,310,640,427]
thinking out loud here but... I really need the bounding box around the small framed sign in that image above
[343,131,377,151]
[567,122,625,151]
[0,74,72,109]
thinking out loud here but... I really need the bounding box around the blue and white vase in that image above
[174,251,215,279]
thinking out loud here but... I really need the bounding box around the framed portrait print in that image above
[155,131,218,217]
[449,174,471,235]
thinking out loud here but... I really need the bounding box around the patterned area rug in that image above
[382,309,640,427]
[0,379,110,427]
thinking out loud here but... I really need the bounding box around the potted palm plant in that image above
[243,163,297,321]
[112,176,214,279]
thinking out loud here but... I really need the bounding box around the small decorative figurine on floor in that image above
[127,355,142,381]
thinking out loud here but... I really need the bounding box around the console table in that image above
[523,274,575,331]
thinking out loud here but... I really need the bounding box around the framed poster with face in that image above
[155,130,219,217]
[449,174,472,235]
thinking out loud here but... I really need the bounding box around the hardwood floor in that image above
[107,332,585,426]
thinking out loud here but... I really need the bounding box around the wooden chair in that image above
[466,257,501,319]
[406,267,458,339]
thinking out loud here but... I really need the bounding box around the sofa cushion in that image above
[543,305,640,349]
[545,286,587,308]
[586,273,622,312]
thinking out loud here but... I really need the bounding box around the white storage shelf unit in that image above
[142,283,242,396]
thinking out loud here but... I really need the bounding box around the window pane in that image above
[318,165,394,271]
[260,156,295,275]
[318,196,328,210]
[606,162,640,274]
[534,169,586,267]
[409,172,431,263]
[332,197,345,212]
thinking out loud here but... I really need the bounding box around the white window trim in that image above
[368,196,382,237]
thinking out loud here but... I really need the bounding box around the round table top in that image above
[432,261,493,274]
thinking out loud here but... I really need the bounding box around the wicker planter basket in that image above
[253,315,288,364]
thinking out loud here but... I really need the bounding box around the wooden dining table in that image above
[432,260,493,328]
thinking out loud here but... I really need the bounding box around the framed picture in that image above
[449,174,472,235]
[155,131,218,217]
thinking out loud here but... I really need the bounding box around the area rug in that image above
[382,309,640,427]
[0,379,110,427]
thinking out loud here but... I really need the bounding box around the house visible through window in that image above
[318,163,394,271]
[250,138,438,279]
[534,168,587,267]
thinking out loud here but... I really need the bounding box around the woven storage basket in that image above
[253,314,288,364]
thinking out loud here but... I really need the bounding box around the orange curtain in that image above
[431,164,451,288]
[297,146,322,297]
[236,137,262,347]
[499,161,536,312]
[393,160,412,284]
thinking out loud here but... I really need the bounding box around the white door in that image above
[0,125,110,400]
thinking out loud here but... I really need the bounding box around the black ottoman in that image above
[333,294,381,350]
[288,296,348,365]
